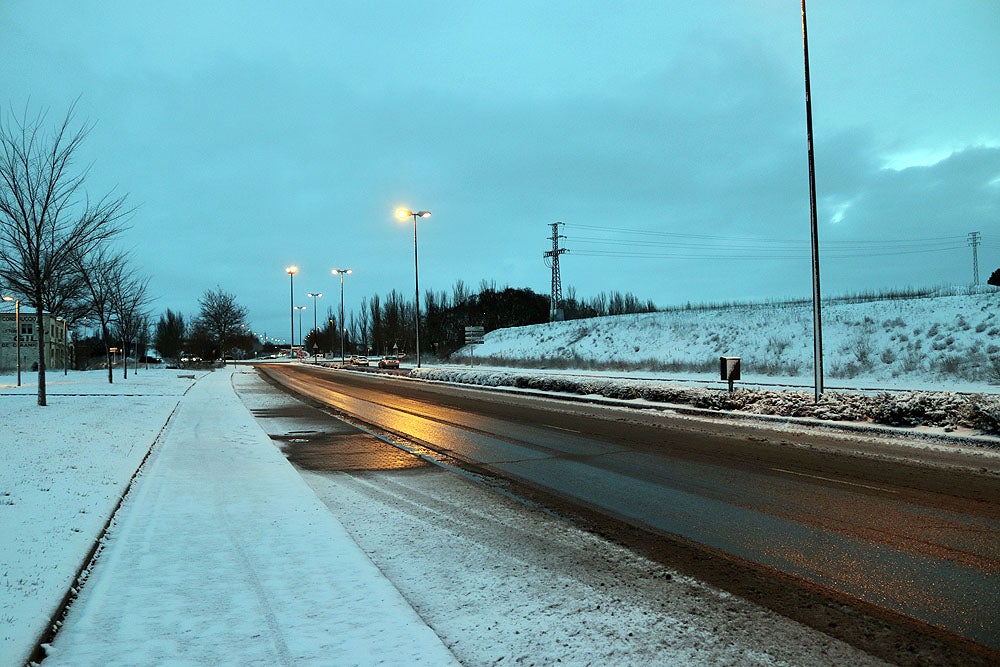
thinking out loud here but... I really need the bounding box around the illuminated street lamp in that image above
[2,295,20,386]
[331,269,352,365]
[306,292,322,348]
[294,306,307,349]
[395,207,431,368]
[285,266,298,357]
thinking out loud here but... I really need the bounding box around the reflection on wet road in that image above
[258,364,1000,650]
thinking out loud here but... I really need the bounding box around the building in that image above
[0,311,73,373]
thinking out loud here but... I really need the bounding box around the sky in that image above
[1,1,998,342]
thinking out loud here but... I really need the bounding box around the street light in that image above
[331,268,352,365]
[2,295,20,386]
[395,207,431,368]
[294,306,307,349]
[55,317,68,375]
[800,0,824,401]
[306,292,322,349]
[285,266,298,358]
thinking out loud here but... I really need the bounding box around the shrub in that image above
[901,350,923,373]
[990,355,1000,384]
[961,400,1000,433]
[934,355,963,376]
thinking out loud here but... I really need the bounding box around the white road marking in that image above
[770,467,899,494]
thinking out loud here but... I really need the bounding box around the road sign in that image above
[464,326,485,345]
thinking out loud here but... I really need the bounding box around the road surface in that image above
[256,363,1000,661]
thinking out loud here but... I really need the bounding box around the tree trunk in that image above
[102,322,113,383]
[34,303,47,406]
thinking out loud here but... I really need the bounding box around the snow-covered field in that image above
[463,289,1000,391]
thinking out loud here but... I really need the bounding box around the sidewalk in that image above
[42,368,458,666]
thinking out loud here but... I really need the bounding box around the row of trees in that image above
[300,280,656,361]
[152,289,253,362]
[0,104,149,405]
[561,286,658,319]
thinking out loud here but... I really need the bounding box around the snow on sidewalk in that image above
[1,369,196,667]
[42,368,457,666]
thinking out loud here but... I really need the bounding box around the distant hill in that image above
[462,287,1000,390]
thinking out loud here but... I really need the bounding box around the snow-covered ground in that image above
[0,370,197,666]
[461,289,1000,393]
[1,369,455,666]
[3,367,898,666]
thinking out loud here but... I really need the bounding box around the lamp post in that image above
[285,266,298,358]
[55,317,68,375]
[306,292,322,349]
[2,295,19,386]
[294,306,307,350]
[395,207,431,368]
[331,268,352,366]
[800,0,824,402]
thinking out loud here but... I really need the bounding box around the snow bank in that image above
[410,367,1000,435]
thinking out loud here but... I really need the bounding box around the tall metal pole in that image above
[286,266,297,357]
[394,208,430,368]
[332,269,351,365]
[61,319,68,375]
[340,275,346,364]
[801,0,824,402]
[311,295,318,337]
[14,299,20,387]
[412,213,421,368]
[294,306,306,347]
[307,292,322,351]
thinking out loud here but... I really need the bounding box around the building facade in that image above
[0,312,72,373]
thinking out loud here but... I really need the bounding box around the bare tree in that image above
[110,268,150,380]
[195,287,248,360]
[77,247,128,383]
[0,104,130,404]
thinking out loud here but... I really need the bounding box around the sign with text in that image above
[464,326,485,345]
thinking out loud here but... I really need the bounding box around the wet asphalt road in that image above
[256,363,1000,654]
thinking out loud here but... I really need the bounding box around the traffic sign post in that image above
[465,326,485,366]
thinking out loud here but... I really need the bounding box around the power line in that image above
[569,222,963,246]
[564,224,971,261]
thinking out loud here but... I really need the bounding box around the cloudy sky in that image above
[2,1,997,342]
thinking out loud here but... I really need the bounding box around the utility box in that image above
[720,356,741,393]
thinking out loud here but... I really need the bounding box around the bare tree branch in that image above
[0,103,132,403]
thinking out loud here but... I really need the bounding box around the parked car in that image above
[352,355,369,366]
[378,356,399,369]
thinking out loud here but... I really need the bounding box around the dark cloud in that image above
[1,2,995,336]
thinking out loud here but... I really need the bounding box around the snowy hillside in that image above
[463,288,1000,391]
